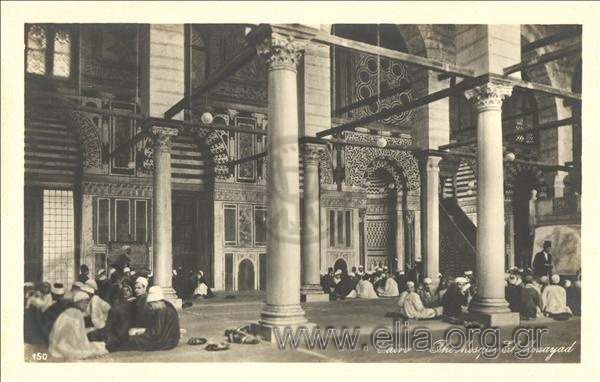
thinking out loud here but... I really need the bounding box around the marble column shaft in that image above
[258,32,308,326]
[301,144,324,290]
[421,155,441,281]
[466,82,513,313]
[151,126,178,292]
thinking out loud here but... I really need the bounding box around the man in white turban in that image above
[541,274,572,320]
[123,286,180,351]
[401,281,440,319]
[377,272,400,297]
[48,291,108,360]
[82,279,111,330]
[356,274,378,299]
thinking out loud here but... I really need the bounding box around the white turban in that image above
[551,274,560,284]
[73,291,90,303]
[334,269,342,276]
[563,280,572,288]
[423,277,432,284]
[135,277,148,288]
[146,286,164,303]
[79,284,95,295]
[455,277,468,284]
[51,283,65,295]
[406,281,415,288]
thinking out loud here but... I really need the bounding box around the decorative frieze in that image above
[321,194,367,209]
[214,187,268,204]
[82,181,153,197]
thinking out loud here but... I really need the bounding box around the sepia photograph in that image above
[2,1,599,381]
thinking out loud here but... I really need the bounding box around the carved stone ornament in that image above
[151,126,178,153]
[301,143,326,165]
[464,82,513,112]
[256,33,307,72]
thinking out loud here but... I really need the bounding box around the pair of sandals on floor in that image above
[187,325,260,351]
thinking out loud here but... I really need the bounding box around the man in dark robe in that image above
[441,277,469,322]
[505,274,523,312]
[332,270,354,300]
[124,286,180,351]
[519,275,543,320]
[320,268,335,294]
[532,241,554,278]
[88,285,133,351]
[96,269,110,302]
[78,264,90,283]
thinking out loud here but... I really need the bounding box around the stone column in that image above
[251,32,311,340]
[151,125,181,309]
[465,82,519,326]
[395,195,405,273]
[419,154,441,287]
[300,143,328,302]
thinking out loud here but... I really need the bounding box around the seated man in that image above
[81,281,111,330]
[402,281,440,320]
[377,273,400,297]
[124,286,180,351]
[88,285,133,352]
[518,275,543,320]
[441,277,470,323]
[356,274,378,299]
[133,276,150,327]
[48,291,108,360]
[320,268,336,294]
[417,277,440,308]
[505,274,523,312]
[542,274,572,320]
[331,270,354,300]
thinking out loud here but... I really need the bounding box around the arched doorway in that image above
[333,258,348,275]
[237,259,255,291]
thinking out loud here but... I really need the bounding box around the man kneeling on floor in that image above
[121,286,180,351]
[398,281,441,319]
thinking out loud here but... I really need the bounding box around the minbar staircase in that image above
[439,197,477,276]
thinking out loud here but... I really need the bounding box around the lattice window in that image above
[42,190,74,286]
[26,24,73,78]
[366,220,390,249]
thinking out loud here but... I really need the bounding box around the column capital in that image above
[418,154,442,172]
[151,126,178,152]
[300,142,325,165]
[465,81,513,112]
[256,32,307,72]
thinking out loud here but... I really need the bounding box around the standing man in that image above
[532,241,554,279]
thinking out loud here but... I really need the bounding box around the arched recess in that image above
[197,127,230,180]
[237,258,255,291]
[344,135,420,194]
[66,111,102,169]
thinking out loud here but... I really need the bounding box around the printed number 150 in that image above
[32,352,48,361]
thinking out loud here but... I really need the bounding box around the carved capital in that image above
[465,82,513,112]
[151,126,178,153]
[301,143,325,165]
[256,32,307,72]
[418,155,442,173]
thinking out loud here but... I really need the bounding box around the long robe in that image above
[125,300,180,351]
[86,295,111,329]
[417,288,439,308]
[441,284,468,318]
[519,284,542,319]
[87,297,133,352]
[378,278,400,297]
[542,285,572,315]
[403,292,437,319]
[48,308,108,360]
[397,291,408,316]
[356,280,378,299]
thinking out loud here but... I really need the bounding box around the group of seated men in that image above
[320,265,404,301]
[505,267,581,321]
[24,263,181,360]
[399,268,581,322]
